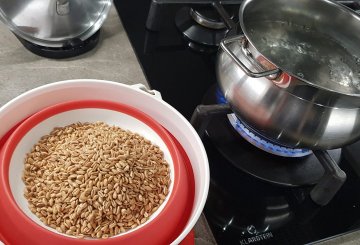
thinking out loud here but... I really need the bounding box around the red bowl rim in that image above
[0,100,194,244]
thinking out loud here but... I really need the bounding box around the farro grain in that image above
[23,122,171,239]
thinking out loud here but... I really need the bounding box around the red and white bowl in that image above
[0,80,209,245]
[0,99,194,244]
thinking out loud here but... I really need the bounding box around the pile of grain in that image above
[23,122,171,238]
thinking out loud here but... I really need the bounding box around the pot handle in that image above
[220,35,280,78]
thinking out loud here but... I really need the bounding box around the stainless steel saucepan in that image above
[217,0,360,150]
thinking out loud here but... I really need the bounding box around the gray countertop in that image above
[0,5,359,245]
[0,7,147,106]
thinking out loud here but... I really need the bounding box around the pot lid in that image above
[0,0,111,47]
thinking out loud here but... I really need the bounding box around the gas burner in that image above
[15,30,100,59]
[189,7,229,30]
[175,7,228,46]
[227,114,312,157]
[175,5,238,47]
[203,85,341,186]
[215,88,312,157]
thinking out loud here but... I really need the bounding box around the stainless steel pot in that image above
[217,0,360,150]
[0,0,112,47]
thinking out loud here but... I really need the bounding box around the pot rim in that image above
[239,0,360,98]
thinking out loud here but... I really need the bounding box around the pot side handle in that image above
[220,35,280,78]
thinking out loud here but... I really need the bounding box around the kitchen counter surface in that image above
[0,5,359,245]
[0,7,147,107]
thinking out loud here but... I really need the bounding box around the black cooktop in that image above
[114,0,220,119]
[114,1,360,244]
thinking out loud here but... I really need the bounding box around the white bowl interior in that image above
[8,108,175,238]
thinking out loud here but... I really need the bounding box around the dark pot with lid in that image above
[216,0,360,150]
